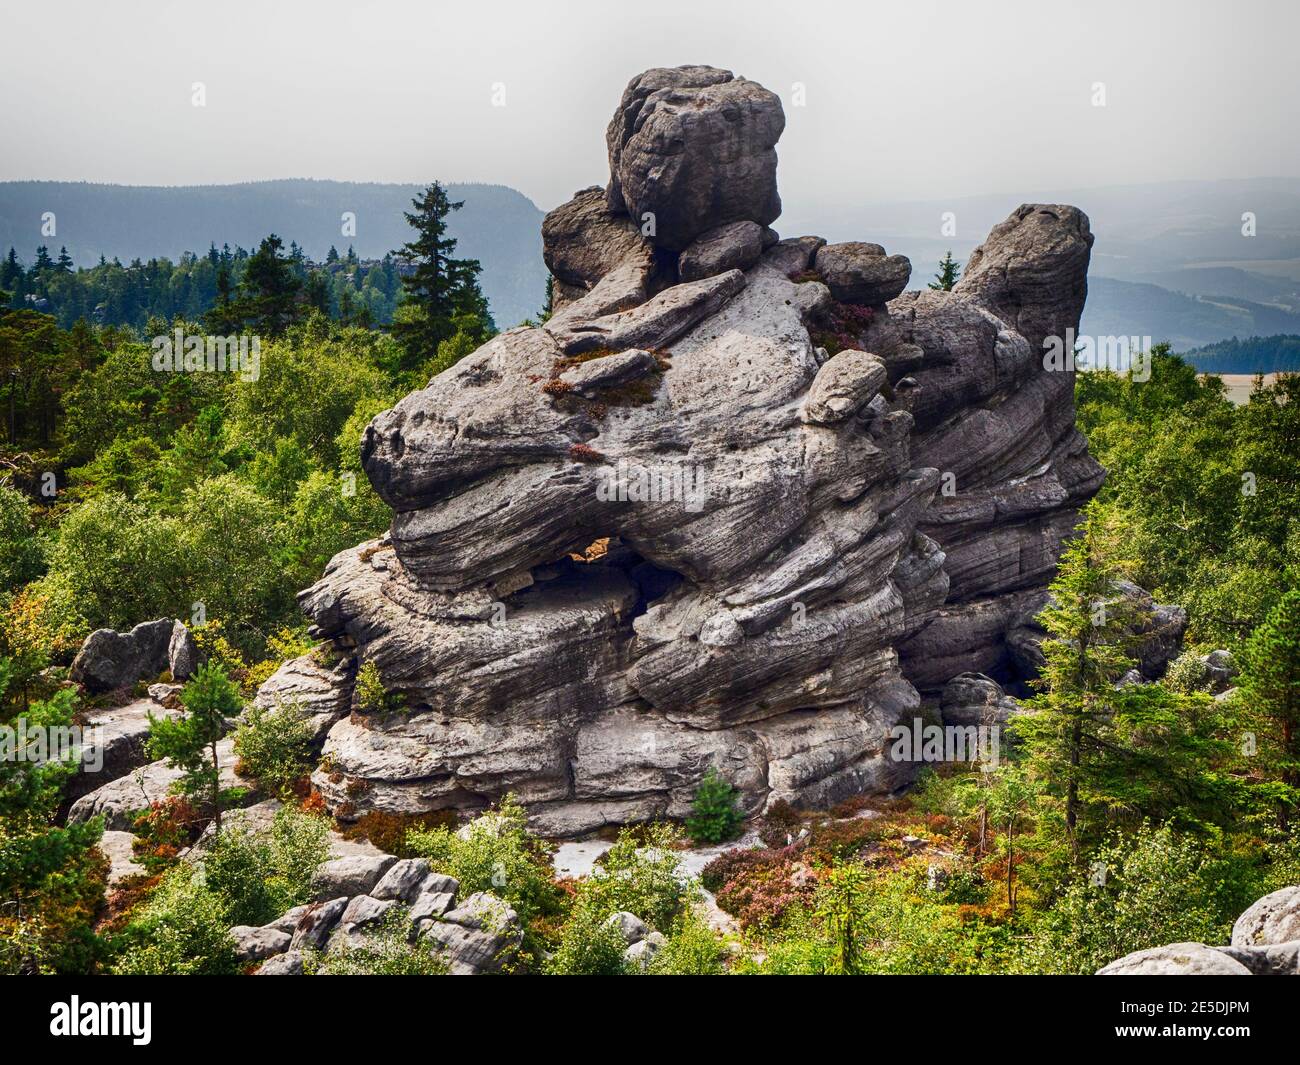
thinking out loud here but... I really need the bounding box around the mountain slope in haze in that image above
[0,179,548,328]
[1079,277,1300,352]
[1181,334,1300,374]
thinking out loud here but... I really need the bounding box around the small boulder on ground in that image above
[70,618,175,693]
[167,620,202,681]
[230,925,292,962]
[370,857,433,902]
[1097,942,1252,975]
[623,931,666,970]
[289,897,350,951]
[310,855,396,901]
[605,911,649,945]
[1231,885,1300,947]
[255,950,305,975]
[420,892,522,975]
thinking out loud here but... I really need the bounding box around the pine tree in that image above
[146,662,241,832]
[231,234,303,336]
[929,249,961,291]
[204,261,242,334]
[539,275,555,323]
[390,182,490,369]
[56,247,74,273]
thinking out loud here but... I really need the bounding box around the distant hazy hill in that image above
[1079,277,1300,352]
[1181,335,1300,374]
[0,179,548,328]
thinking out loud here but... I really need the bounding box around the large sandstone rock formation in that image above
[269,64,1149,836]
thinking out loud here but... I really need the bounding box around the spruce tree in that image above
[929,249,961,291]
[1239,589,1300,831]
[231,234,303,336]
[1014,518,1138,856]
[146,662,241,832]
[391,182,490,369]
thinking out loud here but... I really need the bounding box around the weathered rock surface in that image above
[606,66,783,251]
[255,949,305,975]
[939,672,1018,727]
[97,829,145,887]
[70,619,175,693]
[678,221,767,282]
[624,931,665,969]
[67,737,244,830]
[310,855,397,901]
[65,697,180,802]
[167,620,202,681]
[1214,941,1300,976]
[814,242,912,306]
[1097,942,1252,976]
[1232,886,1300,947]
[542,186,652,295]
[230,925,292,962]
[289,896,349,951]
[249,651,356,742]
[420,892,523,975]
[286,65,1127,834]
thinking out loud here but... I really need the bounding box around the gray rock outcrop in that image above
[1097,942,1252,976]
[272,64,1133,835]
[1232,885,1300,947]
[70,619,175,693]
[605,66,783,251]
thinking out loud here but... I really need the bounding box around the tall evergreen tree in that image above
[1239,589,1300,832]
[391,182,491,369]
[231,234,303,336]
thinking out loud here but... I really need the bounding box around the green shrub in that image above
[405,794,563,928]
[306,910,449,975]
[201,805,331,927]
[544,904,628,975]
[355,659,404,713]
[580,822,694,932]
[685,767,743,845]
[648,912,725,975]
[110,864,239,975]
[233,697,315,799]
[1020,822,1255,975]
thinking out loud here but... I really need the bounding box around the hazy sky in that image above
[2,0,1296,211]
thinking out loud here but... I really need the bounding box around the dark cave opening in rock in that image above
[551,536,685,622]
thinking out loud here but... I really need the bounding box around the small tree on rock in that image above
[147,661,241,832]
[929,250,961,291]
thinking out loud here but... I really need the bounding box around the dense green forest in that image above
[1,242,408,331]
[2,220,1298,975]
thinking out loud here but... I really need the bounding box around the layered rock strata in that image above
[273,65,1137,835]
